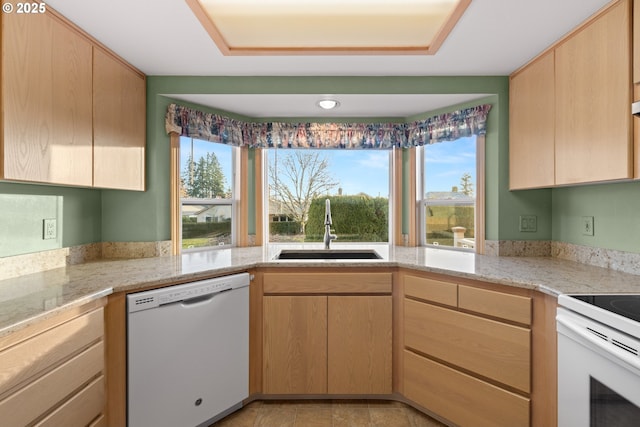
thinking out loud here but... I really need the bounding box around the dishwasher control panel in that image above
[127,273,250,313]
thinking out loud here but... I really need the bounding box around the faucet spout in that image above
[323,199,337,249]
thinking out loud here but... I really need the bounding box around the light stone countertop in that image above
[2,243,640,339]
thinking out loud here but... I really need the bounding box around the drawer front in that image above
[0,341,104,426]
[34,375,105,427]
[404,275,457,307]
[458,285,532,325]
[404,299,530,393]
[263,272,392,294]
[404,350,530,427]
[0,308,104,396]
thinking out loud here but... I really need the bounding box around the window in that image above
[180,137,237,250]
[266,148,392,244]
[418,135,482,251]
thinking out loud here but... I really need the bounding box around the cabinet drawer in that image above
[34,375,105,427]
[404,299,530,393]
[0,341,103,426]
[263,272,392,294]
[404,350,529,427]
[459,285,531,325]
[0,308,103,396]
[404,275,457,307]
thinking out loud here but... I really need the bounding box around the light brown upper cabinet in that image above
[93,49,146,191]
[2,12,93,186]
[555,0,632,185]
[1,6,145,190]
[509,51,556,189]
[509,0,633,188]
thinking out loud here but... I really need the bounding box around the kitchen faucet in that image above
[323,199,337,250]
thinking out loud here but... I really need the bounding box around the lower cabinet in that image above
[262,271,393,395]
[0,299,106,427]
[402,273,532,427]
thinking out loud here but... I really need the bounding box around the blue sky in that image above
[181,135,476,198]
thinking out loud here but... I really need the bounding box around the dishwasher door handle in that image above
[179,288,232,307]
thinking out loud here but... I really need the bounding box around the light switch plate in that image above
[43,218,57,240]
[519,215,537,232]
[581,216,594,236]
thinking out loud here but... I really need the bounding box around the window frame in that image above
[416,135,485,254]
[262,147,396,246]
[170,134,240,254]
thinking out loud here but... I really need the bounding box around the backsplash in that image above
[0,241,171,281]
[486,240,640,277]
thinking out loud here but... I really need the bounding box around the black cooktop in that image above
[571,295,640,323]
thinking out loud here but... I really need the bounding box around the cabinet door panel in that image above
[2,13,93,186]
[263,296,327,394]
[328,296,392,394]
[404,299,530,393]
[2,13,53,182]
[93,48,146,190]
[509,51,555,189]
[404,350,530,427]
[555,0,632,184]
[50,18,93,186]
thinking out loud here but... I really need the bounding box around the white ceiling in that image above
[46,0,611,118]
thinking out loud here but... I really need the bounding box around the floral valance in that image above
[166,103,491,149]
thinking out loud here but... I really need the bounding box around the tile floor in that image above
[210,400,448,427]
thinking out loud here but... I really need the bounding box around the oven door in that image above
[557,308,640,427]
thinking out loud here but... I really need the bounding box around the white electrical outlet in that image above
[43,219,57,240]
[581,216,594,236]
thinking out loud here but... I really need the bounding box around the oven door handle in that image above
[557,314,640,373]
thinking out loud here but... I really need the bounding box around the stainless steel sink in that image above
[276,249,382,260]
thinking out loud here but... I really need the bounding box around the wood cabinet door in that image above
[509,51,555,189]
[555,0,632,185]
[93,48,146,190]
[2,12,92,186]
[263,296,327,394]
[327,296,392,394]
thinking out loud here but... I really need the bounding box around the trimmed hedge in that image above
[270,221,302,235]
[182,221,231,239]
[305,195,388,242]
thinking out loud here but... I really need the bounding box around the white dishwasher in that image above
[127,272,250,427]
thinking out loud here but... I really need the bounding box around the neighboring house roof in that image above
[269,198,290,216]
[425,191,474,203]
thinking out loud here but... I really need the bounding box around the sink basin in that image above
[276,249,382,260]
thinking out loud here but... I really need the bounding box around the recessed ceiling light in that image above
[317,99,340,110]
[186,0,471,56]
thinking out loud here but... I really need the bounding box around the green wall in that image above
[552,181,640,253]
[0,182,102,254]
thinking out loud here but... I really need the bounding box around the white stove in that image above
[557,294,640,427]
